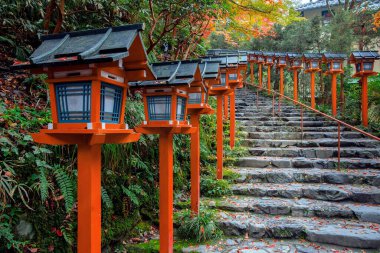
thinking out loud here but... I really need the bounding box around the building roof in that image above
[199,61,220,79]
[129,60,201,87]
[13,24,146,69]
[297,0,380,11]
[350,51,380,60]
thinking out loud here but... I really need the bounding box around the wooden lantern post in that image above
[186,61,218,214]
[256,52,265,89]
[263,52,275,94]
[237,51,248,89]
[303,53,322,109]
[349,51,380,127]
[131,60,200,252]
[248,52,257,86]
[203,56,233,180]
[275,53,287,97]
[13,24,155,253]
[322,53,346,117]
[286,53,303,103]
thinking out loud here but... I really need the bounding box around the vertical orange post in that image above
[250,62,254,85]
[230,90,235,149]
[259,64,263,88]
[331,73,337,117]
[159,132,174,253]
[224,95,229,119]
[267,65,271,94]
[217,95,224,180]
[280,67,284,96]
[310,71,316,109]
[77,144,102,253]
[361,76,368,127]
[190,114,200,214]
[293,70,298,103]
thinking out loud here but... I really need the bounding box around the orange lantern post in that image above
[248,52,257,86]
[131,60,199,252]
[203,56,233,180]
[12,24,155,253]
[237,51,248,89]
[349,51,380,127]
[275,53,287,97]
[263,52,275,94]
[256,52,265,89]
[286,53,303,103]
[186,61,218,214]
[303,53,322,109]
[322,53,346,117]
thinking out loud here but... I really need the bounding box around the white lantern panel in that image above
[364,62,373,71]
[147,95,172,121]
[188,93,202,104]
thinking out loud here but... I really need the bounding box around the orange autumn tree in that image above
[214,0,302,44]
[374,10,380,29]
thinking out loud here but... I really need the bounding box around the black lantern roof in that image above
[129,60,201,87]
[200,61,220,79]
[303,53,322,60]
[350,51,380,61]
[322,53,346,60]
[13,24,149,69]
[275,52,287,58]
[263,52,275,57]
[206,49,236,56]
[286,53,303,59]
[201,55,239,67]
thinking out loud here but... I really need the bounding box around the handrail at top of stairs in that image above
[245,83,380,142]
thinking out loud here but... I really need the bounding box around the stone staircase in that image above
[211,87,380,249]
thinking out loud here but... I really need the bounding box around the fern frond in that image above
[121,185,139,207]
[54,168,75,213]
[101,187,113,209]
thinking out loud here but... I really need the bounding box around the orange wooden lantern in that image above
[322,53,346,117]
[256,52,265,88]
[286,53,303,102]
[185,61,219,214]
[349,51,380,127]
[275,52,287,96]
[237,51,248,88]
[248,51,261,86]
[263,52,275,94]
[12,24,155,253]
[130,60,199,253]
[202,56,233,179]
[303,53,322,109]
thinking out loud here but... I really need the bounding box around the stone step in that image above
[244,131,364,140]
[240,125,352,132]
[233,167,380,186]
[206,196,380,224]
[240,120,342,127]
[231,183,380,204]
[236,112,319,117]
[242,138,380,148]
[236,116,328,121]
[248,147,380,159]
[215,211,380,249]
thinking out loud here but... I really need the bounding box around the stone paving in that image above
[199,87,380,250]
[182,238,379,253]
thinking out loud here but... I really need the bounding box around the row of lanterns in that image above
[247,51,380,126]
[13,25,247,253]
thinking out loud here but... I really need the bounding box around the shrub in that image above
[200,177,231,197]
[176,209,222,242]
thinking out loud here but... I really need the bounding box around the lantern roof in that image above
[303,53,322,60]
[263,52,275,57]
[322,53,346,61]
[13,24,152,70]
[349,51,380,63]
[129,60,202,88]
[200,61,220,79]
[275,52,287,58]
[286,53,303,60]
[201,55,239,68]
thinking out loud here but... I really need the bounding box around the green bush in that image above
[200,177,231,197]
[176,209,222,242]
